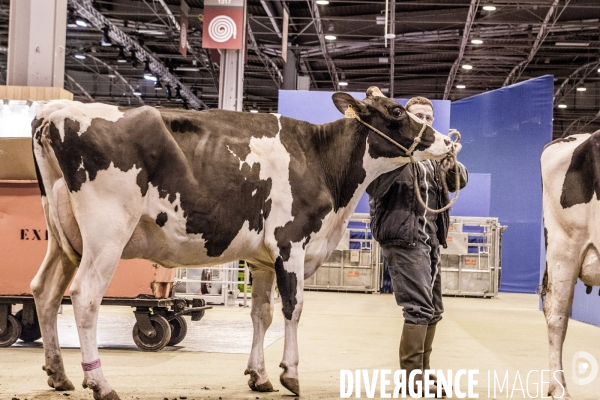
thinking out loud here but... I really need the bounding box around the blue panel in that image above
[278,90,451,133]
[450,75,554,293]
[449,173,491,217]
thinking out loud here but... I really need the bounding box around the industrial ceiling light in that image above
[155,79,163,90]
[101,25,112,46]
[456,84,466,89]
[558,103,567,109]
[338,81,348,86]
[597,68,600,73]
[75,17,88,28]
[74,53,86,60]
[67,9,78,28]
[250,109,259,113]
[133,86,142,96]
[107,73,116,78]
[482,5,496,11]
[325,35,337,40]
[555,42,590,47]
[577,84,587,92]
[316,0,329,4]
[117,47,127,63]
[471,39,483,44]
[462,64,473,70]
[175,67,201,72]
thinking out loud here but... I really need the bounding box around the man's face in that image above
[407,103,434,126]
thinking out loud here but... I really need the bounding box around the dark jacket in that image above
[367,160,468,248]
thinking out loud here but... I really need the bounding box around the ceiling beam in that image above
[70,0,207,109]
[443,0,480,100]
[65,73,94,102]
[554,59,600,105]
[306,0,339,89]
[248,24,283,88]
[503,0,570,86]
[152,0,218,90]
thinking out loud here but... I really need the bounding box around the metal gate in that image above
[440,216,504,298]
[304,213,382,292]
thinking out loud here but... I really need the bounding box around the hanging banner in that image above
[202,0,245,50]
[179,0,189,57]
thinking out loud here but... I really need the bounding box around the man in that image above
[367,96,468,396]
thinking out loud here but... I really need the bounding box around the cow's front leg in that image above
[245,265,276,392]
[274,255,304,395]
[543,247,578,400]
[30,231,77,392]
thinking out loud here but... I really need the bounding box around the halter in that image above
[345,104,462,214]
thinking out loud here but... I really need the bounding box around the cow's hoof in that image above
[244,369,274,392]
[280,376,300,395]
[96,390,121,400]
[255,381,274,392]
[47,376,75,391]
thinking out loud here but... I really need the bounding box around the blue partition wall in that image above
[450,75,554,293]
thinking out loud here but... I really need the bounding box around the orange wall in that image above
[0,182,159,297]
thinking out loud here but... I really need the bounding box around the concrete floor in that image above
[1,291,599,399]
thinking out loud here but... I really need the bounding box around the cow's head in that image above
[332,87,456,163]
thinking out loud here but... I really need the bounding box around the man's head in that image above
[406,96,434,126]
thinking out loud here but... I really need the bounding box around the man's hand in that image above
[440,154,455,172]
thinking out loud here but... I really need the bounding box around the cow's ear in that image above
[332,93,367,116]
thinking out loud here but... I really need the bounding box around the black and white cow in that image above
[541,130,600,400]
[31,87,455,400]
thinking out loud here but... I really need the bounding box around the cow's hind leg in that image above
[70,209,140,400]
[245,265,276,392]
[543,245,579,400]
[274,255,304,395]
[30,229,78,391]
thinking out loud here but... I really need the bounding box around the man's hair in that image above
[405,96,434,114]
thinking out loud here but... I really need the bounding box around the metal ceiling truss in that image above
[70,53,145,105]
[443,0,480,100]
[247,24,283,88]
[562,110,600,137]
[306,0,339,89]
[554,60,600,105]
[503,0,571,86]
[151,0,219,89]
[69,0,207,109]
[65,73,94,102]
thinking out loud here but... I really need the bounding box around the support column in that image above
[218,49,245,111]
[282,48,297,90]
[7,0,67,87]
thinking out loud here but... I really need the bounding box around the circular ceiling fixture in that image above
[462,64,473,70]
[325,35,337,40]
[482,5,497,11]
[471,39,483,45]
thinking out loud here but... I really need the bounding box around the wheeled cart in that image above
[0,295,211,351]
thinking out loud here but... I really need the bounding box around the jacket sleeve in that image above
[366,166,404,198]
[445,161,468,192]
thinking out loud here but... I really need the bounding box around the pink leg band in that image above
[82,359,101,371]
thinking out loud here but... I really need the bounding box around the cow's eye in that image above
[392,108,403,118]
